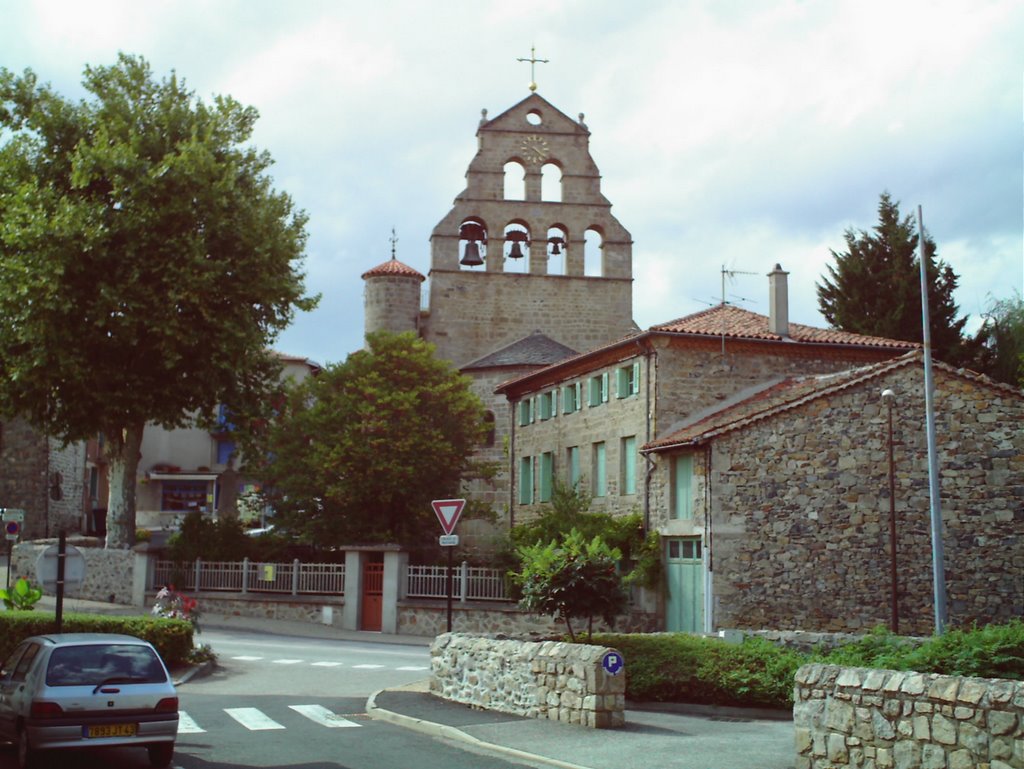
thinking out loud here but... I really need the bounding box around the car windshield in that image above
[46,644,167,687]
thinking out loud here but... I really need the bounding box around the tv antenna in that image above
[719,265,759,354]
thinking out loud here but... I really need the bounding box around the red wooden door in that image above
[361,561,384,631]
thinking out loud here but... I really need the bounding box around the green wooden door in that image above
[665,537,704,632]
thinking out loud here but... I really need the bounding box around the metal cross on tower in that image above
[517,45,550,92]
[389,227,398,260]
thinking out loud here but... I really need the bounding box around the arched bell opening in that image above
[546,225,568,275]
[458,218,488,269]
[541,162,562,203]
[503,222,531,274]
[503,161,526,201]
[584,226,604,277]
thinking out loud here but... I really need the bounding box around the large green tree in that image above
[971,292,1024,387]
[817,192,969,365]
[0,55,315,548]
[259,331,489,548]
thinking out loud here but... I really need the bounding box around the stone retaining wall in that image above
[794,664,1024,769]
[147,592,345,625]
[12,539,138,605]
[430,633,626,728]
[400,600,659,638]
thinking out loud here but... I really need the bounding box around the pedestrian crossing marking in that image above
[231,655,264,661]
[271,659,304,665]
[396,666,429,671]
[352,664,384,669]
[289,704,361,728]
[225,707,286,731]
[177,711,205,734]
[311,661,343,667]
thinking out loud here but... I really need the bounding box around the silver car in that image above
[0,633,178,768]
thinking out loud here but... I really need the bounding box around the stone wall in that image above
[794,664,1024,769]
[430,633,626,728]
[651,361,1024,635]
[398,600,659,638]
[12,539,136,604]
[147,592,345,625]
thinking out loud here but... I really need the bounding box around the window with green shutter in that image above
[566,446,580,488]
[672,454,693,519]
[616,362,641,398]
[519,456,534,504]
[539,452,554,502]
[592,441,606,497]
[589,373,609,407]
[519,398,535,426]
[620,436,637,494]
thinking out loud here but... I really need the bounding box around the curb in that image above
[365,689,597,769]
[174,659,216,686]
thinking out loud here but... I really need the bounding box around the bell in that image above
[508,241,524,259]
[460,241,483,266]
[549,240,562,255]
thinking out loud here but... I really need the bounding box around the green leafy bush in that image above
[816,621,1024,680]
[0,577,44,610]
[591,632,804,709]
[0,612,195,667]
[589,622,1024,711]
[514,530,627,642]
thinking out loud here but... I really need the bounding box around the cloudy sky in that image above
[4,0,1022,366]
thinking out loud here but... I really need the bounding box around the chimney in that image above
[768,264,789,337]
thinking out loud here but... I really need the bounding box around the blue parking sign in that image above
[601,651,624,676]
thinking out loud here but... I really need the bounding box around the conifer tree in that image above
[817,192,969,365]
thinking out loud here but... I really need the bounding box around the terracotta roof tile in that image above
[361,258,425,281]
[652,304,917,349]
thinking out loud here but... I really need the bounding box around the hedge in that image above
[0,612,195,667]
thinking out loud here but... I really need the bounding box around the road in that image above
[0,627,547,769]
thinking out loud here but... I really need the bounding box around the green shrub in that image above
[1,577,44,610]
[0,612,195,667]
[817,620,1024,680]
[590,632,805,709]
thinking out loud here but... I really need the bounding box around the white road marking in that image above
[351,664,384,669]
[224,707,286,731]
[396,666,429,671]
[271,659,304,665]
[289,704,361,728]
[230,655,264,661]
[177,711,206,734]
[310,661,343,667]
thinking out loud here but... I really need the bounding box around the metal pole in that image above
[883,391,899,634]
[917,205,948,634]
[446,546,453,633]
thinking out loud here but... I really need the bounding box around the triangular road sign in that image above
[431,498,466,536]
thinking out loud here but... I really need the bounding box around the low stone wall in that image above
[794,664,1024,769]
[399,600,658,638]
[147,591,344,626]
[430,633,626,728]
[12,539,138,605]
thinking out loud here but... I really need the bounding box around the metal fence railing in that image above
[152,559,345,596]
[405,563,510,602]
[151,559,508,601]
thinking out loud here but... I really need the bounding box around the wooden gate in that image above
[361,560,384,631]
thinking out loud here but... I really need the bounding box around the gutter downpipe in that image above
[642,342,655,532]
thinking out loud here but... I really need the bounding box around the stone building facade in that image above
[0,417,88,539]
[362,92,638,526]
[644,352,1024,635]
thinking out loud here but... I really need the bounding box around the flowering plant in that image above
[151,584,201,632]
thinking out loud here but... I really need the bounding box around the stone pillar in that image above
[342,550,363,631]
[381,551,408,634]
[132,545,154,607]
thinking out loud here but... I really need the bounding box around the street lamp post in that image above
[881,389,899,634]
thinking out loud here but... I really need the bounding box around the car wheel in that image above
[148,742,174,768]
[16,728,37,769]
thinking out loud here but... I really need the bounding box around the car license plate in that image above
[86,723,137,738]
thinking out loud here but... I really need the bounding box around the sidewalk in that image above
[368,683,796,769]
